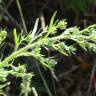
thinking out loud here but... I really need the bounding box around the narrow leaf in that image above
[32,18,39,38]
[13,28,19,48]
[48,11,57,33]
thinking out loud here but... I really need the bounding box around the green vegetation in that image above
[0,12,96,95]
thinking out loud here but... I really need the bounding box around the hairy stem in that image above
[0,42,37,68]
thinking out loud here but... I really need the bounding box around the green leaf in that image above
[0,30,7,44]
[56,19,67,29]
[13,28,19,48]
[53,43,69,56]
[0,82,10,89]
[46,58,57,68]
[48,11,57,34]
[0,69,9,82]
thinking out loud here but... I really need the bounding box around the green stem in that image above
[1,32,87,68]
[0,43,37,68]
[81,24,96,33]
[49,35,69,41]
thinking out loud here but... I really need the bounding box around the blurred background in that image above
[0,0,96,96]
